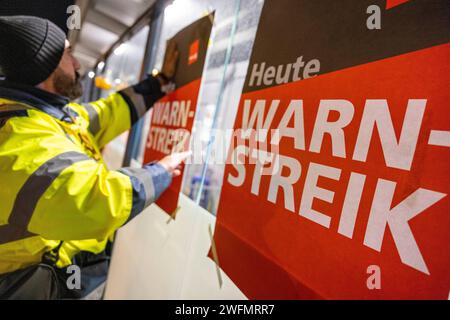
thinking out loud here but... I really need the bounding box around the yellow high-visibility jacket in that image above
[0,78,170,274]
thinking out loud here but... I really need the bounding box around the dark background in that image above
[0,0,75,34]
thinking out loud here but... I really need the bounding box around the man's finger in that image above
[172,151,192,164]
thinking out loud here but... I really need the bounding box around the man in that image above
[0,15,187,299]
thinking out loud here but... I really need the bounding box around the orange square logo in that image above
[188,40,199,65]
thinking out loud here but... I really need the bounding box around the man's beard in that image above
[53,68,83,100]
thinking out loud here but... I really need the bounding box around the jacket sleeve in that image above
[1,110,171,241]
[69,76,164,149]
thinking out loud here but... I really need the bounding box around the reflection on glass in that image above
[101,26,150,98]
[99,26,150,170]
[143,0,264,215]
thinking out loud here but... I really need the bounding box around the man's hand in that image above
[160,40,179,80]
[157,151,191,177]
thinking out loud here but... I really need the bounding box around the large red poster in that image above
[213,0,450,299]
[144,14,213,215]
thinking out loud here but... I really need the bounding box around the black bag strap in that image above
[0,241,64,299]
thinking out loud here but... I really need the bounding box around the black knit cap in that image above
[0,15,66,86]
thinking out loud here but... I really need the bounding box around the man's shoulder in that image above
[0,102,64,135]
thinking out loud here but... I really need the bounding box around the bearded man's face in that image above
[52,39,83,100]
[53,67,83,100]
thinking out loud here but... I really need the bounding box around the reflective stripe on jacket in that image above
[0,78,169,274]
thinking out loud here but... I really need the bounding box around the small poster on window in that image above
[143,13,214,216]
[212,0,450,299]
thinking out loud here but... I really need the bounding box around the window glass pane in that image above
[142,0,264,214]
[99,26,149,169]
[102,26,149,97]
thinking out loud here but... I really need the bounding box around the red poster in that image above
[213,0,450,299]
[144,14,213,215]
